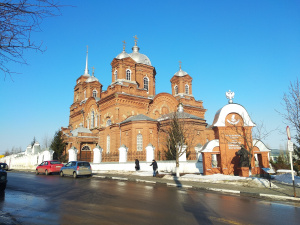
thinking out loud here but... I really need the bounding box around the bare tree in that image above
[279,78,300,173]
[160,111,197,177]
[280,78,300,143]
[0,0,61,78]
[223,120,275,174]
[42,133,52,149]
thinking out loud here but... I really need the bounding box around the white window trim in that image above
[126,69,131,81]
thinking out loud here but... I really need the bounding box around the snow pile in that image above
[179,174,247,182]
[274,173,300,187]
[251,177,278,188]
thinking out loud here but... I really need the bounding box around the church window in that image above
[143,77,149,91]
[175,85,178,95]
[84,90,86,99]
[114,70,118,81]
[91,111,95,128]
[185,84,189,95]
[106,119,112,126]
[126,69,131,80]
[137,133,143,151]
[92,90,97,98]
[107,135,110,153]
[82,145,90,151]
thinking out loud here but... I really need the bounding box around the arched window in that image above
[106,119,111,127]
[91,111,95,128]
[175,85,178,95]
[126,69,131,80]
[143,77,149,91]
[92,90,97,98]
[137,133,143,151]
[114,70,118,81]
[82,146,90,151]
[107,135,110,153]
[185,84,189,95]
[84,90,86,99]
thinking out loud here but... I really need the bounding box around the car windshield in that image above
[50,161,61,164]
[78,162,90,167]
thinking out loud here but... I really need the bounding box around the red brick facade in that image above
[61,41,213,162]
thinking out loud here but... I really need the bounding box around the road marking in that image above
[112,177,128,180]
[93,175,106,178]
[207,188,240,194]
[209,216,252,225]
[136,179,156,184]
[260,193,300,201]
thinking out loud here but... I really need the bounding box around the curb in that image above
[93,175,300,202]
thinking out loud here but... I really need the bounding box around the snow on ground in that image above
[274,173,300,187]
[98,170,278,188]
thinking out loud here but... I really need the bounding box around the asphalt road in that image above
[1,172,300,225]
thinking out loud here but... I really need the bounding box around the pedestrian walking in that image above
[150,159,158,177]
[135,159,140,171]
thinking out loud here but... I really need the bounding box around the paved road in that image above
[1,172,300,225]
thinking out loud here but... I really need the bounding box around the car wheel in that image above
[60,171,64,177]
[45,170,49,176]
[36,170,39,175]
[73,172,77,178]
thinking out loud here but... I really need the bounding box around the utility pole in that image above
[286,126,296,197]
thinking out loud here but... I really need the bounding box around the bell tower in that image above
[111,36,156,98]
[170,61,193,98]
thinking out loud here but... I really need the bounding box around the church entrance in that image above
[80,145,92,162]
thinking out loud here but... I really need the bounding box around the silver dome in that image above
[174,68,188,77]
[116,50,130,59]
[129,45,152,66]
[85,75,99,83]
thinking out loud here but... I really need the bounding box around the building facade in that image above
[61,39,270,176]
[61,39,214,163]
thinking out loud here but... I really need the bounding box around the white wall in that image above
[91,161,203,174]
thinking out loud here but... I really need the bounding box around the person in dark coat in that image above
[150,159,158,177]
[135,159,140,171]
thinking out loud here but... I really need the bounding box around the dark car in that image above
[0,168,7,192]
[0,163,8,171]
[60,161,92,178]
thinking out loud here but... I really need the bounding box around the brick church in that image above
[61,37,214,163]
[61,37,270,176]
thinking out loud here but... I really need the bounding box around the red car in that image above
[36,160,64,175]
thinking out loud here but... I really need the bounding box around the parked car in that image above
[0,163,8,171]
[0,168,7,192]
[60,161,92,178]
[36,160,64,175]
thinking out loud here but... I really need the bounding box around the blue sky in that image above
[1,0,300,154]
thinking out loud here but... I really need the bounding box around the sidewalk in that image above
[92,171,300,203]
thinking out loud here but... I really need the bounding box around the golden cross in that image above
[122,40,126,51]
[92,66,95,76]
[179,61,182,69]
[133,35,138,46]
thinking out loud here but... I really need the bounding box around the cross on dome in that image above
[92,66,95,76]
[133,35,138,46]
[122,40,126,51]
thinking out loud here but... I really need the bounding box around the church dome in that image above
[116,50,130,59]
[174,68,188,77]
[129,45,152,66]
[85,75,99,83]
